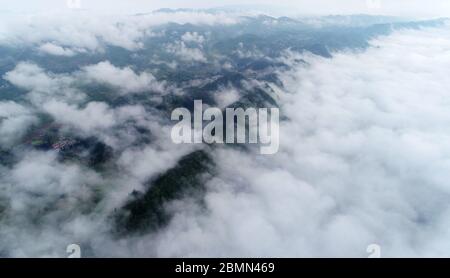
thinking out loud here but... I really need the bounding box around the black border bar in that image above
[0,258,448,276]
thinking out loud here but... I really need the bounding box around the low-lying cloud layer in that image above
[146,26,450,257]
[0,11,240,53]
[0,10,449,258]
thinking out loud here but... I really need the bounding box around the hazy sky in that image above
[1,0,450,17]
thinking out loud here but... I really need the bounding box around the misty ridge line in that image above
[170,100,280,154]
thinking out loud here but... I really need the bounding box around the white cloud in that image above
[82,61,166,94]
[0,150,108,257]
[3,62,85,105]
[181,32,205,44]
[118,142,196,183]
[2,9,450,258]
[167,41,207,62]
[3,61,167,105]
[4,62,60,92]
[0,11,240,52]
[147,26,450,257]
[42,100,116,133]
[214,87,240,108]
[38,42,77,56]
[0,101,38,147]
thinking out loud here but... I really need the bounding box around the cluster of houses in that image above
[24,123,78,152]
[51,139,77,151]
